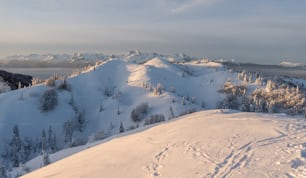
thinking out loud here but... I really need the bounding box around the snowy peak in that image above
[144,57,171,69]
[279,61,304,67]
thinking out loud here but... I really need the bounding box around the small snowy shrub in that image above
[0,162,7,178]
[42,151,50,166]
[178,108,196,117]
[144,114,165,125]
[94,130,110,141]
[131,103,149,122]
[104,86,113,97]
[0,81,11,93]
[154,83,163,95]
[119,122,125,133]
[127,125,136,131]
[32,77,43,86]
[222,82,247,96]
[45,78,56,87]
[39,89,58,112]
[57,78,71,91]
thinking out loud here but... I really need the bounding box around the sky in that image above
[0,0,306,64]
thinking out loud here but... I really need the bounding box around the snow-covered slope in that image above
[22,110,306,178]
[0,54,237,174]
[1,52,306,177]
[0,58,230,147]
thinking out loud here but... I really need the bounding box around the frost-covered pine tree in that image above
[265,80,274,92]
[255,76,262,85]
[69,93,79,114]
[47,126,56,153]
[154,83,163,95]
[169,106,175,120]
[0,161,7,178]
[41,129,47,153]
[248,75,252,84]
[10,125,22,167]
[63,120,74,144]
[76,110,85,132]
[119,122,125,133]
[99,103,103,112]
[42,151,50,166]
[18,81,22,89]
[117,107,120,115]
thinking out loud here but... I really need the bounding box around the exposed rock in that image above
[0,70,32,90]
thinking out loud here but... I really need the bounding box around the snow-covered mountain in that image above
[279,61,305,68]
[0,50,195,68]
[21,110,306,178]
[0,51,305,177]
[1,53,109,68]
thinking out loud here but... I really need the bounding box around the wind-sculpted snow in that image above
[22,110,306,178]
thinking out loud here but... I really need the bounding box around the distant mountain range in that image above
[0,50,195,68]
[279,61,305,67]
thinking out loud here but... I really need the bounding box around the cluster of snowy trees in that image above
[218,80,306,117]
[39,89,58,112]
[144,114,165,125]
[237,70,263,85]
[0,77,11,94]
[1,125,57,170]
[63,110,86,147]
[131,103,149,122]
[251,82,305,115]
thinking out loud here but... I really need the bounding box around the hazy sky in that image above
[1,0,306,64]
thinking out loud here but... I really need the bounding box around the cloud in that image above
[170,0,222,14]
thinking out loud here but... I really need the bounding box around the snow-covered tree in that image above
[58,77,70,91]
[265,80,275,92]
[131,103,149,122]
[32,77,43,86]
[22,137,33,161]
[10,125,23,167]
[45,78,56,87]
[154,83,163,95]
[99,103,103,112]
[39,89,58,112]
[119,122,125,133]
[0,161,7,178]
[69,94,79,114]
[63,120,75,144]
[0,80,11,93]
[76,110,85,132]
[144,114,165,125]
[48,126,56,153]
[42,151,50,166]
[18,81,22,89]
[41,129,47,153]
[255,76,263,85]
[117,107,120,115]
[169,106,175,120]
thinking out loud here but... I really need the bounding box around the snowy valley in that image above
[0,51,305,177]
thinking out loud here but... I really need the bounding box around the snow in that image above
[279,61,304,68]
[0,55,233,163]
[22,110,306,178]
[0,51,305,177]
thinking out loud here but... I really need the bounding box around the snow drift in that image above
[22,110,306,178]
